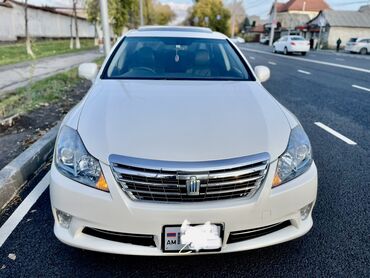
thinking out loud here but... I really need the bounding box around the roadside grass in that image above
[0,58,104,119]
[0,39,97,66]
[0,69,81,119]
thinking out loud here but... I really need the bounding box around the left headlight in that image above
[55,126,109,192]
[272,124,312,187]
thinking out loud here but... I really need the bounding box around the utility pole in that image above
[269,0,277,46]
[70,16,74,49]
[25,0,34,57]
[139,0,144,26]
[73,0,80,49]
[231,0,236,37]
[99,0,111,55]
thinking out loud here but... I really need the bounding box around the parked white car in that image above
[259,34,269,45]
[345,37,370,55]
[230,36,245,44]
[50,26,317,256]
[273,35,310,55]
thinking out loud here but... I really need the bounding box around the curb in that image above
[0,125,59,210]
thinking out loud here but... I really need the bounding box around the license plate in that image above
[162,224,223,253]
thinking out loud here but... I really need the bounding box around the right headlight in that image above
[272,124,312,187]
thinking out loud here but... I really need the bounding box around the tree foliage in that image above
[86,0,175,35]
[186,0,231,36]
[239,16,250,33]
[86,0,134,35]
[226,0,246,35]
[153,1,176,25]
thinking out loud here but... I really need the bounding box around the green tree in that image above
[86,0,171,32]
[86,0,135,35]
[227,0,245,36]
[187,0,231,35]
[153,1,175,25]
[239,16,250,33]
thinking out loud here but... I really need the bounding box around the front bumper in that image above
[50,160,318,256]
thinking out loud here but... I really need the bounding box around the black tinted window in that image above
[291,37,305,41]
[103,37,252,80]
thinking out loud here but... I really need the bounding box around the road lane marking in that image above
[298,70,311,75]
[268,61,277,65]
[335,58,345,61]
[250,56,255,60]
[0,172,49,248]
[314,122,357,145]
[352,84,370,92]
[240,47,370,74]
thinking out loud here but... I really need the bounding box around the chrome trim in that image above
[123,185,257,196]
[230,222,285,235]
[112,165,266,180]
[124,189,182,196]
[109,153,270,203]
[202,175,263,187]
[109,153,270,172]
[117,174,263,188]
[117,178,185,188]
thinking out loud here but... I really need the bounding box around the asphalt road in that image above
[0,43,369,277]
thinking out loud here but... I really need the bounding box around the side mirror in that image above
[78,63,98,81]
[254,66,270,83]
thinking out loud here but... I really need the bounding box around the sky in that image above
[28,0,370,22]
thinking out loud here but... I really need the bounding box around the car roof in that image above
[126,26,227,40]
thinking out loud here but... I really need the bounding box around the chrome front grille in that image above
[110,153,270,203]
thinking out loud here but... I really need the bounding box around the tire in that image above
[360,48,367,55]
[272,46,276,53]
[284,47,288,55]
[301,52,307,56]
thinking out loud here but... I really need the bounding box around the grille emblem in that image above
[186,176,200,196]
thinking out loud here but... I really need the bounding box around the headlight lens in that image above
[272,125,312,187]
[55,126,109,192]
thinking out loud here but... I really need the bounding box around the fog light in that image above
[56,209,72,229]
[300,203,313,220]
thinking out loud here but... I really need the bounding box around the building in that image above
[0,0,96,41]
[248,15,265,27]
[269,0,331,37]
[306,5,370,49]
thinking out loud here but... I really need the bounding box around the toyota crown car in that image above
[50,26,317,255]
[273,35,310,55]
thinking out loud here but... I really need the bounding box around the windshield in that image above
[103,37,253,80]
[291,36,305,41]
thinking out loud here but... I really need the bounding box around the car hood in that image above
[78,80,291,164]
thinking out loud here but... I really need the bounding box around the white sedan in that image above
[273,35,310,55]
[344,37,370,55]
[230,36,245,44]
[50,26,317,256]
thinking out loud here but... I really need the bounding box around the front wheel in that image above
[360,48,367,55]
[301,52,307,56]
